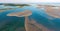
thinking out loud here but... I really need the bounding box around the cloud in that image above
[0,0,60,3]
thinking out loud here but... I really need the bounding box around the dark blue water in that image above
[0,6,60,31]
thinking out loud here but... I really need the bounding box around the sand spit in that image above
[0,10,6,12]
[7,10,32,31]
[7,10,32,17]
[6,9,54,31]
[45,6,60,18]
[25,17,54,31]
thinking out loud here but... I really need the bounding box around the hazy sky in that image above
[0,0,60,3]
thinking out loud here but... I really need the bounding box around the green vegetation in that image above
[4,4,30,6]
[3,3,30,7]
[3,3,30,8]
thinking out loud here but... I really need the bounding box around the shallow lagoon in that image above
[0,4,60,31]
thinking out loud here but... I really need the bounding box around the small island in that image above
[1,3,30,8]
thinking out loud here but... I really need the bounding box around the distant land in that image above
[0,3,30,6]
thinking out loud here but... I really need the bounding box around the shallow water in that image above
[0,4,60,31]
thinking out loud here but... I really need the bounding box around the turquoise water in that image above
[0,5,60,31]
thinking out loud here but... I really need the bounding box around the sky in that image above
[0,0,60,3]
